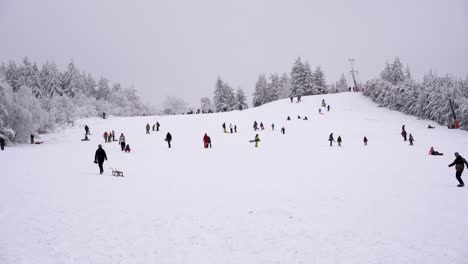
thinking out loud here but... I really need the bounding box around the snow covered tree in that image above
[277,73,291,99]
[234,88,248,110]
[312,66,327,94]
[62,61,86,97]
[213,76,236,112]
[200,97,213,112]
[268,73,281,102]
[290,57,306,96]
[95,77,110,101]
[40,62,63,97]
[84,73,97,97]
[390,57,405,85]
[252,74,270,107]
[162,96,188,115]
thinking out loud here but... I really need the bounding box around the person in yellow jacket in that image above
[254,134,260,148]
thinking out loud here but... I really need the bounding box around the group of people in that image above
[222,123,238,133]
[401,125,415,146]
[290,96,302,103]
[103,131,116,143]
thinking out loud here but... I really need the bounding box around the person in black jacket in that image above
[448,152,468,187]
[165,132,172,148]
[94,144,108,175]
[0,136,5,151]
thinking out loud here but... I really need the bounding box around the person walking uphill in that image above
[329,133,335,146]
[448,152,468,187]
[146,123,150,134]
[104,131,109,143]
[203,133,209,148]
[401,126,407,141]
[119,133,126,151]
[165,132,172,148]
[94,144,108,175]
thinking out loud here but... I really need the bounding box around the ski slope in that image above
[1,93,468,264]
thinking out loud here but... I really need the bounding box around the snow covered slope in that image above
[1,93,468,264]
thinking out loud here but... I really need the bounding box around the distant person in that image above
[272,123,275,131]
[165,132,172,148]
[253,121,258,131]
[119,133,126,151]
[203,133,209,148]
[327,105,330,111]
[363,136,368,146]
[329,133,335,147]
[30,134,34,144]
[428,124,435,129]
[281,127,285,134]
[208,136,212,148]
[428,147,443,156]
[0,136,5,151]
[321,99,326,107]
[146,123,150,134]
[409,134,414,146]
[448,152,468,187]
[104,131,109,143]
[287,116,291,121]
[124,144,131,153]
[260,122,264,130]
[234,125,237,133]
[112,131,115,141]
[230,123,233,134]
[85,125,90,135]
[290,97,293,103]
[349,87,351,92]
[254,134,260,148]
[94,144,108,175]
[156,122,160,131]
[107,132,112,143]
[319,108,322,115]
[222,122,227,133]
[337,136,342,147]
[401,130,407,141]
[102,112,106,119]
[303,116,308,120]
[152,124,156,131]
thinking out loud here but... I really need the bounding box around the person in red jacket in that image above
[203,133,209,148]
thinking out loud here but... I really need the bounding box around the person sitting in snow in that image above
[124,144,131,153]
[297,115,301,119]
[428,124,435,129]
[303,116,308,120]
[287,116,291,121]
[428,147,443,156]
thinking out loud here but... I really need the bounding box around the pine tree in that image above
[200,97,213,112]
[234,88,248,110]
[405,65,412,81]
[96,77,110,101]
[40,62,63,97]
[312,66,327,94]
[278,73,291,99]
[84,73,96,97]
[252,74,269,107]
[213,76,236,112]
[390,57,405,85]
[302,62,315,95]
[268,73,281,102]
[290,57,306,97]
[62,61,85,97]
[380,61,392,83]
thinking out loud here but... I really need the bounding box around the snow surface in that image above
[1,93,468,264]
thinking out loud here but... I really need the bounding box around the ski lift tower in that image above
[348,58,359,92]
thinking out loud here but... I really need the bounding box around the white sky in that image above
[1,0,467,107]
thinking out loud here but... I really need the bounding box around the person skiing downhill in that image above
[146,123,150,134]
[119,133,126,151]
[94,144,108,175]
[104,131,109,143]
[363,136,368,146]
[165,132,172,148]
[203,133,209,148]
[329,133,335,146]
[85,125,90,135]
[448,152,468,187]
[409,134,414,146]
[337,136,342,147]
[0,136,5,151]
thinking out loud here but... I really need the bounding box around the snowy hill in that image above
[1,93,468,264]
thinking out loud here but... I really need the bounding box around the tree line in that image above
[0,58,149,143]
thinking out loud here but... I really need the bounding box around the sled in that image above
[34,141,44,144]
[81,139,90,141]
[249,140,261,143]
[111,169,124,177]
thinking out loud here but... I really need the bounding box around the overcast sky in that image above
[1,0,467,107]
